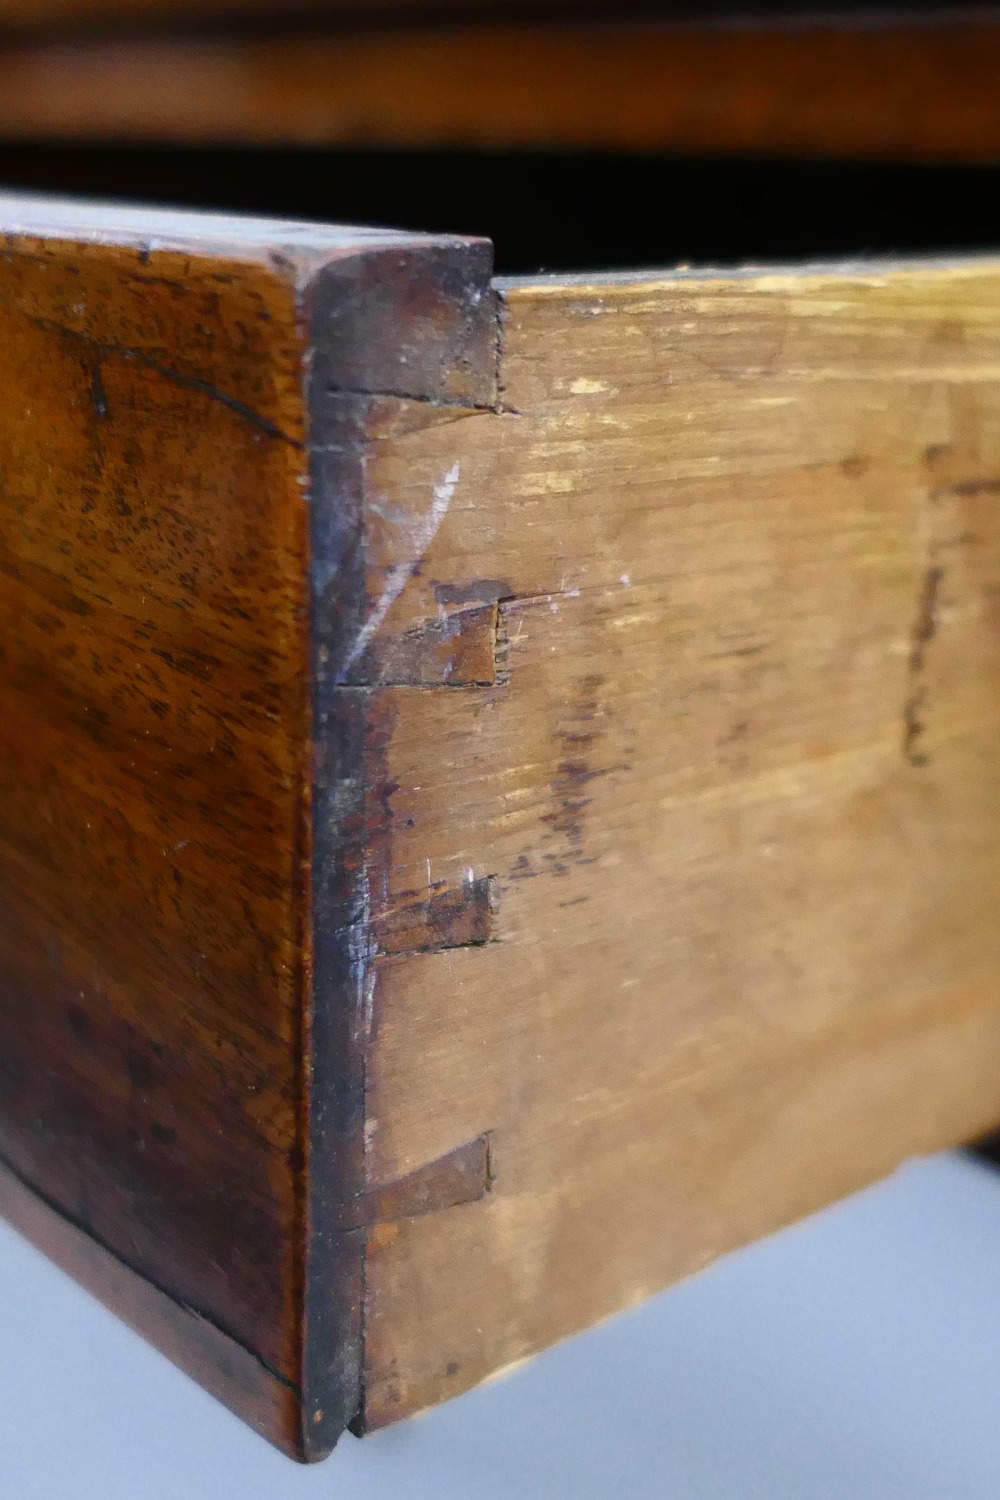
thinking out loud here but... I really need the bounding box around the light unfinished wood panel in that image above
[356,263,1000,1428]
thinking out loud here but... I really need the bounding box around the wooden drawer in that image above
[1,193,1000,1459]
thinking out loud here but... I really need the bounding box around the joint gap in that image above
[327,384,500,414]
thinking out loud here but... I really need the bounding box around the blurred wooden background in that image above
[0,3,996,158]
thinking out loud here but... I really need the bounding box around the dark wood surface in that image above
[0,198,317,1455]
[0,195,492,1459]
[0,2,988,30]
[0,1151,292,1444]
[1,14,1000,158]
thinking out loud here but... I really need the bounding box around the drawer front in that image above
[0,194,999,1456]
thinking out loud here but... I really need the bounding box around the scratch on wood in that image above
[335,462,460,683]
[33,315,300,445]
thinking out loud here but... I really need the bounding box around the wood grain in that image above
[0,210,313,1456]
[0,194,494,1459]
[6,194,1000,1458]
[351,259,1000,1427]
[1,16,1000,159]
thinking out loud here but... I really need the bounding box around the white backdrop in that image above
[1,1152,999,1500]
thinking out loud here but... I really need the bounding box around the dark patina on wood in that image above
[302,233,496,1453]
[0,195,494,1460]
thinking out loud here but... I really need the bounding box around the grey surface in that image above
[1,1152,999,1498]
